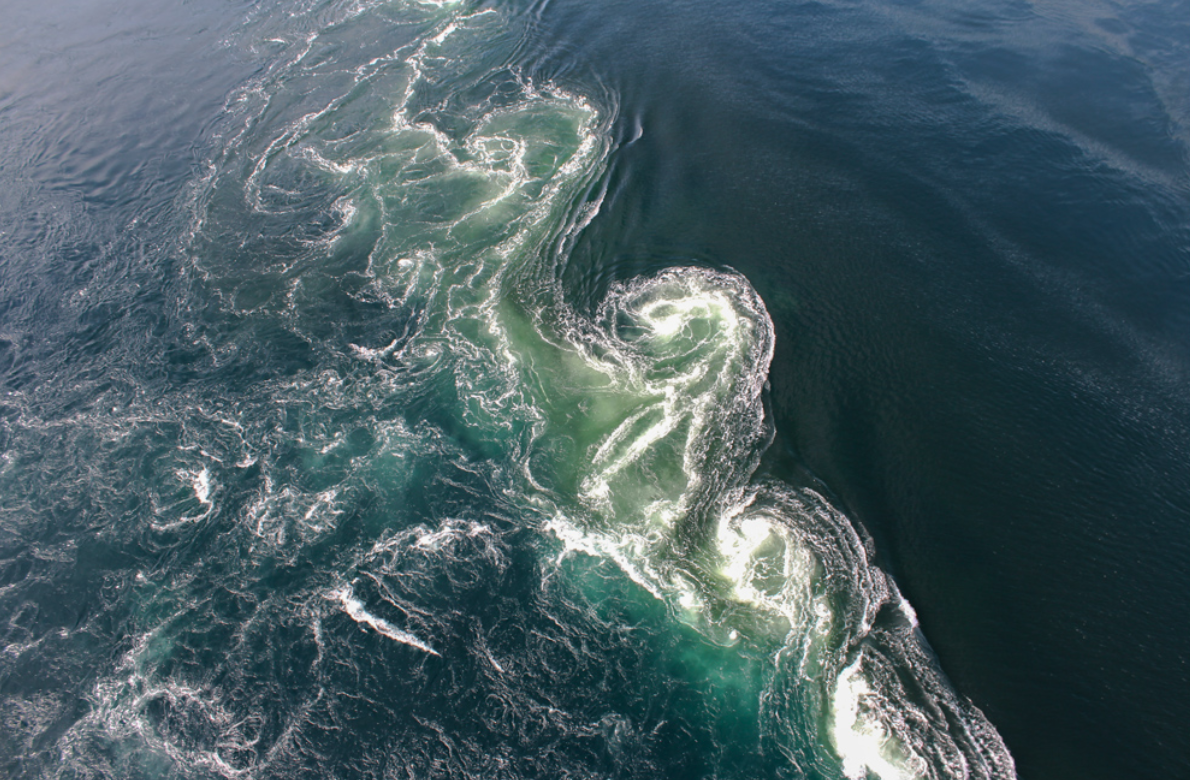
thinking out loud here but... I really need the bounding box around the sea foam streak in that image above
[62,0,1017,777]
[332,584,439,655]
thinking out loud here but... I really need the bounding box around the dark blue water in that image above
[1,1,1187,779]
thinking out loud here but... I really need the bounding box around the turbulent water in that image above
[0,0,1021,777]
[5,0,1190,778]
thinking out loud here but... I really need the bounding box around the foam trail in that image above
[331,584,439,656]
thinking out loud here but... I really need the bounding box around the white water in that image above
[332,584,439,655]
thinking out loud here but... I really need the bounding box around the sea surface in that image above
[1,1,1188,779]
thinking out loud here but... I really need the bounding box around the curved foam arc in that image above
[535,274,765,551]
[715,510,819,626]
[581,283,755,508]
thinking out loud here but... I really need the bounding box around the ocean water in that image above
[0,1,1187,779]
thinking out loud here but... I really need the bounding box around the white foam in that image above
[544,514,667,602]
[331,584,439,656]
[831,657,926,780]
[150,466,218,531]
[248,480,342,547]
[192,467,212,507]
[898,592,920,628]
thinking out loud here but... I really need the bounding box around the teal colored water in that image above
[1,1,1188,779]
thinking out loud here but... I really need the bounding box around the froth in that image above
[331,584,439,655]
[530,264,1014,777]
[832,656,927,780]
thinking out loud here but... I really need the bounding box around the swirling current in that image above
[0,1,1020,778]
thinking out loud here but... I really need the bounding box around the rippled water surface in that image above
[1,1,1188,779]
